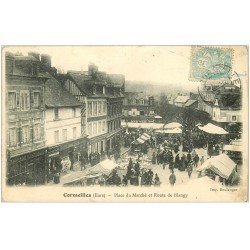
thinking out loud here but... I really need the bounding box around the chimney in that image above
[28,52,40,61]
[88,63,98,76]
[41,54,51,70]
[5,52,14,75]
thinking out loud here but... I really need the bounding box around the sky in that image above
[4,46,247,88]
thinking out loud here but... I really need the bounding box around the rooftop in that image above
[174,95,190,103]
[45,73,82,108]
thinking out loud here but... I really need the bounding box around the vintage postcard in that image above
[1,45,248,202]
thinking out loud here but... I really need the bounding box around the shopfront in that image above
[7,148,47,186]
[47,138,88,182]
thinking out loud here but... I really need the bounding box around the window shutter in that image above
[30,125,34,143]
[16,91,20,111]
[40,123,44,140]
[28,90,32,109]
[30,91,34,109]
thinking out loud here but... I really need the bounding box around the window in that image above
[98,101,102,115]
[9,128,17,146]
[72,107,76,117]
[20,91,29,111]
[62,129,67,141]
[54,130,59,143]
[22,126,30,144]
[33,92,40,109]
[88,123,92,136]
[33,124,41,140]
[8,92,16,110]
[232,115,237,121]
[93,122,97,136]
[98,121,102,134]
[93,101,97,116]
[73,127,77,139]
[102,121,106,133]
[54,108,59,120]
[103,101,106,114]
[88,102,92,117]
[140,110,145,115]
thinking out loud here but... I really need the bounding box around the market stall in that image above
[197,153,237,185]
[223,139,243,164]
[198,123,228,135]
[63,159,118,186]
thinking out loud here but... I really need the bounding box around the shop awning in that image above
[197,154,236,179]
[198,123,229,135]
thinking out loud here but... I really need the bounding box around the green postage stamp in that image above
[190,46,233,82]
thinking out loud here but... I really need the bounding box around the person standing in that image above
[154,174,161,186]
[187,162,193,179]
[169,170,176,186]
[200,156,205,166]
[194,154,200,168]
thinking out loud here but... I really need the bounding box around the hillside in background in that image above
[125,80,198,97]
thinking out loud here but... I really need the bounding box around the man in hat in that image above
[169,170,176,186]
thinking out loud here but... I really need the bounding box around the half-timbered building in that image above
[60,64,125,156]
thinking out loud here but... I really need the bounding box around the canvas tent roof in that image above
[142,133,151,138]
[122,122,165,130]
[198,123,229,135]
[164,122,183,129]
[86,159,117,176]
[197,154,236,179]
[155,127,182,134]
[132,137,146,144]
[223,144,243,152]
[140,135,149,141]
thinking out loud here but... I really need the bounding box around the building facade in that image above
[44,73,87,181]
[5,53,48,185]
[198,82,242,134]
[60,64,124,156]
[122,92,154,122]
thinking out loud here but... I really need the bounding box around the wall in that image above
[212,107,242,123]
[45,107,81,146]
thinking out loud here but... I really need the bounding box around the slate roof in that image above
[44,73,81,108]
[185,99,198,107]
[108,74,125,87]
[174,95,190,103]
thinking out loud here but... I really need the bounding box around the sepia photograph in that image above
[1,45,248,202]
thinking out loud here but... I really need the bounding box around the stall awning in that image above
[198,123,228,135]
[136,138,146,144]
[197,154,236,179]
[142,132,151,139]
[86,159,117,176]
[122,122,165,130]
[140,135,149,141]
[164,122,182,129]
[223,144,243,152]
[155,127,182,134]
